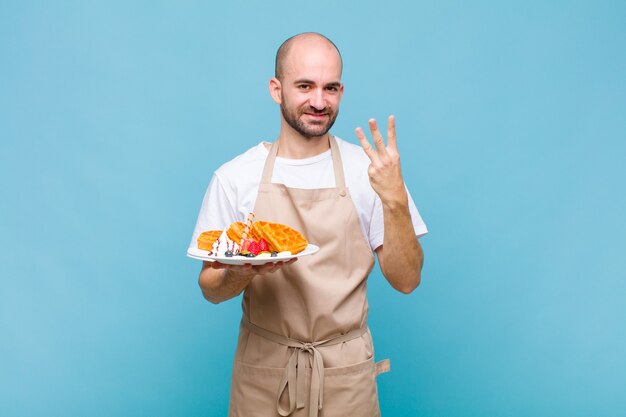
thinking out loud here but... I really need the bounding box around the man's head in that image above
[269,33,344,139]
[275,33,343,80]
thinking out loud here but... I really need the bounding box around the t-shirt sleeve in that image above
[188,174,239,251]
[369,185,428,251]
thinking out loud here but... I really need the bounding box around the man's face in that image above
[277,40,343,139]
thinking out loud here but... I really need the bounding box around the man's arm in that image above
[356,116,424,294]
[374,199,423,293]
[198,259,296,304]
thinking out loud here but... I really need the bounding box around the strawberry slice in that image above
[240,238,253,253]
[258,238,270,253]
[248,240,261,255]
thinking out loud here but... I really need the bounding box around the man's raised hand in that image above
[355,115,408,207]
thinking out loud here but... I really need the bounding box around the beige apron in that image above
[229,137,389,417]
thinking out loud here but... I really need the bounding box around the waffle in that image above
[227,221,261,243]
[225,222,245,242]
[252,221,308,254]
[197,230,222,251]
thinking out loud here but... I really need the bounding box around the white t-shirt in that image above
[189,137,427,252]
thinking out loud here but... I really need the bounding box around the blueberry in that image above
[246,253,255,258]
[224,251,233,257]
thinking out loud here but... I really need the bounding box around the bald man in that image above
[189,33,427,417]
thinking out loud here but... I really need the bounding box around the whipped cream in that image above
[210,230,240,256]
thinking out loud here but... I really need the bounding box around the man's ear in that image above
[269,77,282,104]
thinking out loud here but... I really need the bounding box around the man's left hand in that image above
[355,115,408,206]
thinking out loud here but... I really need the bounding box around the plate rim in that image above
[187,243,319,265]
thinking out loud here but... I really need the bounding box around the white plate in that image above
[187,244,319,265]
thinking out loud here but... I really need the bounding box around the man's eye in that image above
[326,86,338,92]
[298,85,310,90]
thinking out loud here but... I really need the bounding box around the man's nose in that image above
[309,89,326,110]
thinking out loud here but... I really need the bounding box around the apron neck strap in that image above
[261,136,347,189]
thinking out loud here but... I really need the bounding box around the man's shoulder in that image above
[331,136,378,217]
[334,136,370,166]
[334,136,372,186]
[214,142,268,180]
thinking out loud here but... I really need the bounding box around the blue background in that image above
[1,1,625,416]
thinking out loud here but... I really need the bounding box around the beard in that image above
[280,101,339,139]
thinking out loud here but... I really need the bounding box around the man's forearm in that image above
[378,198,423,294]
[198,264,255,304]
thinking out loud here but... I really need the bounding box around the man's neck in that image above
[274,124,331,159]
[276,135,330,159]
[266,118,330,159]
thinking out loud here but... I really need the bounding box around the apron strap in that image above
[261,140,279,184]
[260,136,347,191]
[243,318,367,417]
[376,358,391,375]
[328,136,346,190]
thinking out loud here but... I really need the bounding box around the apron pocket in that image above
[322,356,381,417]
[229,361,284,417]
